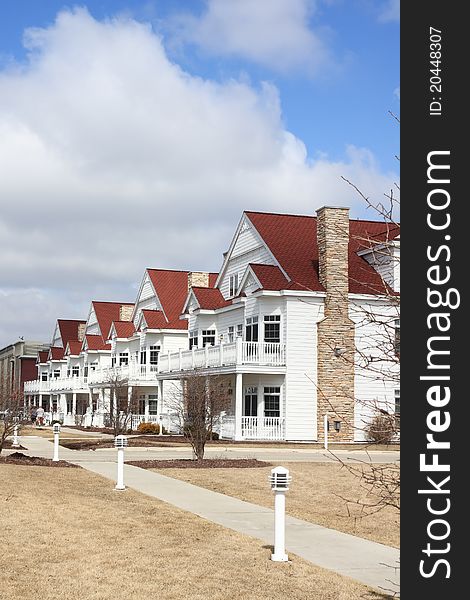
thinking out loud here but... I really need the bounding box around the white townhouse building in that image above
[24,206,399,442]
[155,206,400,442]
[25,271,217,428]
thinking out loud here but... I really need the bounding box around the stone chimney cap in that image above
[316,206,350,214]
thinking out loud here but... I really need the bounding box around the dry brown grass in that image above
[154,462,399,548]
[19,426,100,439]
[0,464,391,600]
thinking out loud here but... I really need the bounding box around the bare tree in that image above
[103,372,139,435]
[0,385,24,454]
[167,372,232,460]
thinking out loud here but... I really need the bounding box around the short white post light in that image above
[52,423,60,462]
[12,418,20,448]
[269,466,292,562]
[114,435,128,491]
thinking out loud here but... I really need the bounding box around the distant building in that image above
[0,339,49,395]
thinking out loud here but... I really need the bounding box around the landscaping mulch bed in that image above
[0,452,79,468]
[60,437,174,450]
[127,458,271,469]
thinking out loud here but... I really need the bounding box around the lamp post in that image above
[114,435,128,490]
[269,466,292,562]
[12,417,20,448]
[52,423,60,462]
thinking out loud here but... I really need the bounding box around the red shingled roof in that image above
[249,264,290,291]
[37,350,49,364]
[245,211,399,295]
[111,321,136,339]
[146,270,218,329]
[49,347,65,360]
[192,287,231,310]
[141,310,170,330]
[84,334,111,352]
[57,319,86,346]
[66,341,82,356]
[92,301,134,342]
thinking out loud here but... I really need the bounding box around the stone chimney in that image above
[119,304,134,322]
[188,271,210,290]
[77,323,86,342]
[316,206,355,442]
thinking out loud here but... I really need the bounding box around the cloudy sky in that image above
[0,0,399,348]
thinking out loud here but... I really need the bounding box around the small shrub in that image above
[136,422,168,435]
[365,414,397,444]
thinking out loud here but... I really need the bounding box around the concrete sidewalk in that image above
[15,436,400,594]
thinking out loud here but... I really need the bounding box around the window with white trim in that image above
[149,345,160,365]
[264,315,281,344]
[53,369,60,379]
[394,389,400,429]
[229,273,238,297]
[148,393,158,415]
[228,326,235,343]
[245,316,258,342]
[72,366,79,377]
[202,329,216,347]
[41,372,48,382]
[394,319,400,356]
[236,323,243,338]
[189,330,198,349]
[119,352,129,366]
[263,386,281,418]
[140,348,147,364]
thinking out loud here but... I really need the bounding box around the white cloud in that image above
[378,0,400,23]
[169,0,331,75]
[0,8,397,346]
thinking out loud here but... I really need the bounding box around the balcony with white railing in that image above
[24,380,51,393]
[158,339,286,374]
[87,363,160,386]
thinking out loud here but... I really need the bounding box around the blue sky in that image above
[0,0,399,170]
[0,1,399,346]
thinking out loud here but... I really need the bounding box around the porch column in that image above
[59,393,67,416]
[72,393,77,416]
[38,394,43,408]
[234,373,243,441]
[144,396,150,420]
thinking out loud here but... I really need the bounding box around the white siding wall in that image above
[350,299,399,441]
[285,296,323,441]
[133,274,161,327]
[86,309,100,336]
[219,219,276,299]
[217,307,244,342]
[361,245,400,292]
[51,324,62,347]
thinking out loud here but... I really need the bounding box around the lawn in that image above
[0,464,391,600]
[18,425,104,439]
[152,462,399,548]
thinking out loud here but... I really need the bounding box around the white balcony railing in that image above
[159,339,286,374]
[24,380,51,393]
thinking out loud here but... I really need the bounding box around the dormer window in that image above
[229,273,239,297]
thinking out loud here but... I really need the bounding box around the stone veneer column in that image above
[316,206,355,442]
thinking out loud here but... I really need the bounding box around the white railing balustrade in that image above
[157,340,286,374]
[241,416,285,441]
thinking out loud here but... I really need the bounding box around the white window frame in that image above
[229,273,239,297]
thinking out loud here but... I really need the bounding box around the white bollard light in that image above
[12,420,20,448]
[114,435,128,490]
[159,414,163,436]
[269,466,292,562]
[52,423,60,462]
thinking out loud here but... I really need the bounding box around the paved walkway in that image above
[13,436,400,594]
